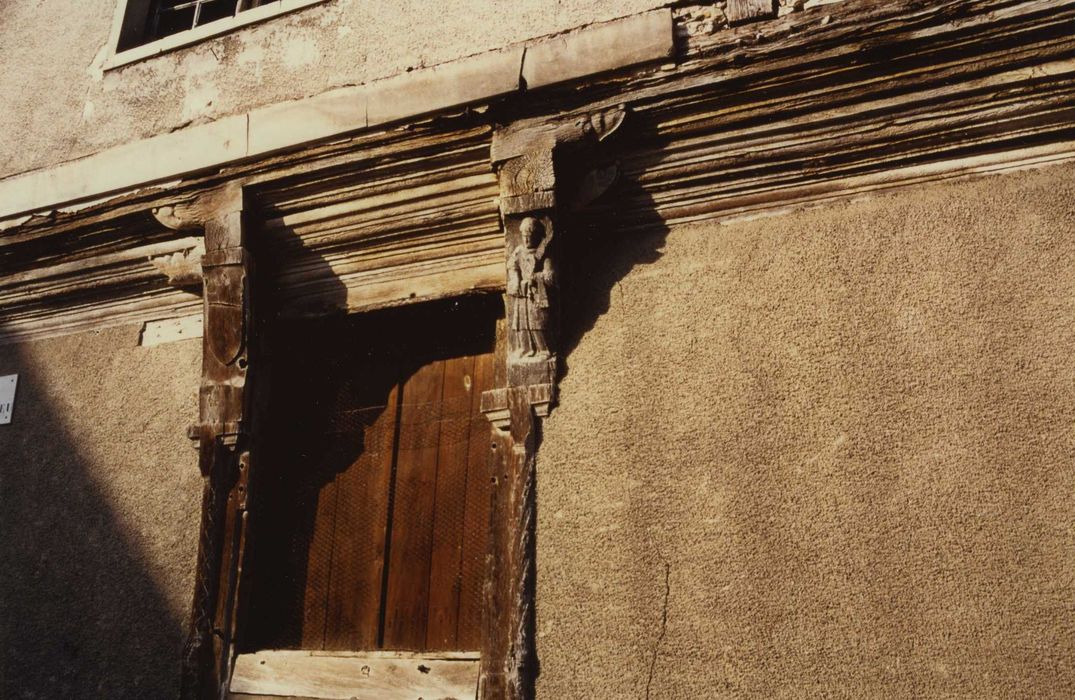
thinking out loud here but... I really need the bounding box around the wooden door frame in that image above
[475,105,630,700]
[175,105,629,700]
[152,185,257,700]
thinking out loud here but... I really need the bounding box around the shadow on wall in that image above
[0,122,673,697]
[0,326,199,698]
[532,116,673,689]
[559,121,671,375]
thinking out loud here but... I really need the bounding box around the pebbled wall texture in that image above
[538,162,1075,698]
[0,163,1072,698]
[0,0,663,180]
[0,326,201,699]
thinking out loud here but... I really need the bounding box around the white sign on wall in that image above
[0,374,17,425]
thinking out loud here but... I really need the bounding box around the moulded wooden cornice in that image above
[258,0,1075,321]
[0,207,204,343]
[6,0,1071,236]
[1,0,1073,344]
[256,126,505,319]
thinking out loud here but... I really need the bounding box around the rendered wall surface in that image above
[0,0,662,180]
[538,163,1075,698]
[0,325,201,699]
[1,164,1071,697]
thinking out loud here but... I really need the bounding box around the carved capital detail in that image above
[485,104,629,423]
[151,183,245,232]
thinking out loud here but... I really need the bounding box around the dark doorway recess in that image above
[241,295,500,653]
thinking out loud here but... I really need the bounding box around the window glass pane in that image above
[124,0,285,48]
[195,0,238,27]
[153,5,197,39]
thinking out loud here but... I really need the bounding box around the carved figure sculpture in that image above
[507,217,555,358]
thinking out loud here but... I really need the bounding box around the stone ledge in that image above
[0,115,248,222]
[522,9,673,90]
[247,85,370,158]
[366,47,525,128]
[0,9,673,222]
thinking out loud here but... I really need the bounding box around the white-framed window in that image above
[106,0,328,70]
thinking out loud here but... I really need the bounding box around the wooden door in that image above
[242,297,497,653]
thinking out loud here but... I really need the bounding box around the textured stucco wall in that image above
[0,325,201,699]
[0,0,662,179]
[538,164,1075,698]
[1,162,1072,699]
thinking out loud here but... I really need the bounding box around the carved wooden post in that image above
[156,186,256,700]
[479,106,627,700]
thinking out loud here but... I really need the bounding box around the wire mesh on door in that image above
[242,297,498,654]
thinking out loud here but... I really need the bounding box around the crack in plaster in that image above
[645,558,672,700]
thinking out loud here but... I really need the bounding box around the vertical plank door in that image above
[425,355,479,649]
[380,359,445,649]
[244,297,498,653]
[323,378,401,651]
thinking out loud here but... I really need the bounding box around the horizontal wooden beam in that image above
[1,0,1072,344]
[229,651,479,700]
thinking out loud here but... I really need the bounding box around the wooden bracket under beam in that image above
[477,105,629,700]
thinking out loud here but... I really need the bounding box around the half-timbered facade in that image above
[2,1,1074,698]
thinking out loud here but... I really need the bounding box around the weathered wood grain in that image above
[301,463,337,648]
[426,356,477,650]
[457,352,496,649]
[725,0,775,25]
[242,306,496,657]
[2,0,1071,345]
[259,140,503,319]
[181,188,256,700]
[382,360,444,650]
[323,382,400,652]
[230,650,479,700]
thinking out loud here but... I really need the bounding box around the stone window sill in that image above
[104,0,329,71]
